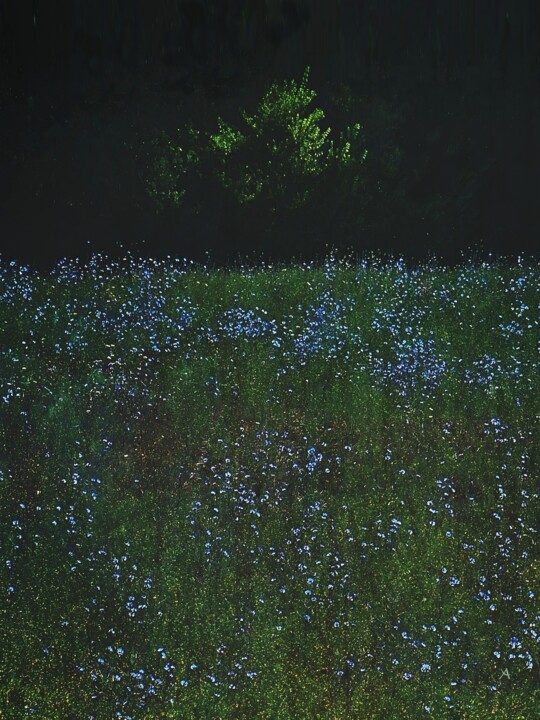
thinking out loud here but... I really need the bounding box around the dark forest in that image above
[1,1,539,270]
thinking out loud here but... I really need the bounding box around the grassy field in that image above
[1,250,539,719]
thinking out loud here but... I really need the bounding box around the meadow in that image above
[0,250,538,719]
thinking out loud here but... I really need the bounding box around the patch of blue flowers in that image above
[370,335,448,398]
[293,290,355,363]
[218,307,278,339]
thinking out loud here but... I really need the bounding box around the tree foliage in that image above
[146,66,368,255]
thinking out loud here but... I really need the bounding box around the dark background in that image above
[1,0,539,272]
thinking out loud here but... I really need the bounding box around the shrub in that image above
[146,67,368,251]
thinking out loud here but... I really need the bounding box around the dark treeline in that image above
[1,1,540,271]
[3,1,540,93]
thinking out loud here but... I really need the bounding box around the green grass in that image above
[0,250,539,718]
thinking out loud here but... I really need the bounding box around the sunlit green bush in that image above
[146,67,368,246]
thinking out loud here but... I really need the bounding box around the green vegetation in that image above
[1,251,539,719]
[146,67,368,256]
[147,66,366,209]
